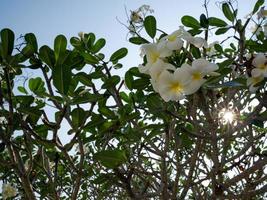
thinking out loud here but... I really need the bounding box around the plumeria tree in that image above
[0,0,267,199]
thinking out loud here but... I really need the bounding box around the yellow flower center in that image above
[262,10,267,16]
[258,63,267,69]
[192,72,202,80]
[167,34,177,42]
[170,82,183,93]
[252,76,263,84]
[150,52,160,63]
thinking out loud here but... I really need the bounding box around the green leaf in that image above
[70,37,81,48]
[102,75,120,89]
[0,28,15,59]
[222,3,235,22]
[54,35,67,63]
[14,95,34,108]
[147,94,163,113]
[208,17,228,27]
[93,149,127,169]
[215,27,230,35]
[187,29,203,36]
[21,45,35,59]
[25,33,38,52]
[125,71,134,90]
[71,108,86,128]
[86,33,96,48]
[110,48,128,62]
[144,15,157,38]
[29,77,46,94]
[71,93,103,105]
[39,45,55,67]
[132,78,150,90]
[17,86,28,94]
[98,106,116,118]
[80,52,99,64]
[113,63,123,69]
[200,14,209,28]
[246,40,266,52]
[214,44,223,52]
[91,38,106,53]
[181,15,201,29]
[191,46,201,58]
[75,72,92,86]
[253,0,265,14]
[129,37,149,45]
[52,62,71,95]
[251,119,264,128]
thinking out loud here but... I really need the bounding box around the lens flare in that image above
[219,109,235,124]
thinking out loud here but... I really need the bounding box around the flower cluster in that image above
[138,26,219,102]
[247,53,267,93]
[2,183,17,200]
[128,5,154,36]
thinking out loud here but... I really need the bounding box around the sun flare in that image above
[219,109,235,124]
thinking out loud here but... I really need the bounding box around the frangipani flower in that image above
[158,29,184,51]
[247,75,264,93]
[149,60,176,92]
[195,59,219,74]
[78,32,84,39]
[2,183,17,200]
[190,37,208,48]
[191,58,219,75]
[158,67,192,102]
[251,54,267,77]
[130,11,143,23]
[177,27,207,48]
[139,43,172,74]
[181,63,206,94]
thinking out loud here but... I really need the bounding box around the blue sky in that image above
[0,0,259,72]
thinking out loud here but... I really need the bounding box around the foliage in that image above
[0,0,267,199]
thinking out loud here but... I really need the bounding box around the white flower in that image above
[158,67,192,102]
[190,37,208,48]
[247,75,264,93]
[78,32,84,39]
[149,60,176,92]
[177,26,193,41]
[130,11,143,23]
[251,54,267,77]
[137,5,154,14]
[174,26,207,48]
[2,183,17,200]
[181,63,206,94]
[139,43,172,74]
[191,58,219,75]
[158,29,184,51]
[130,5,154,24]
